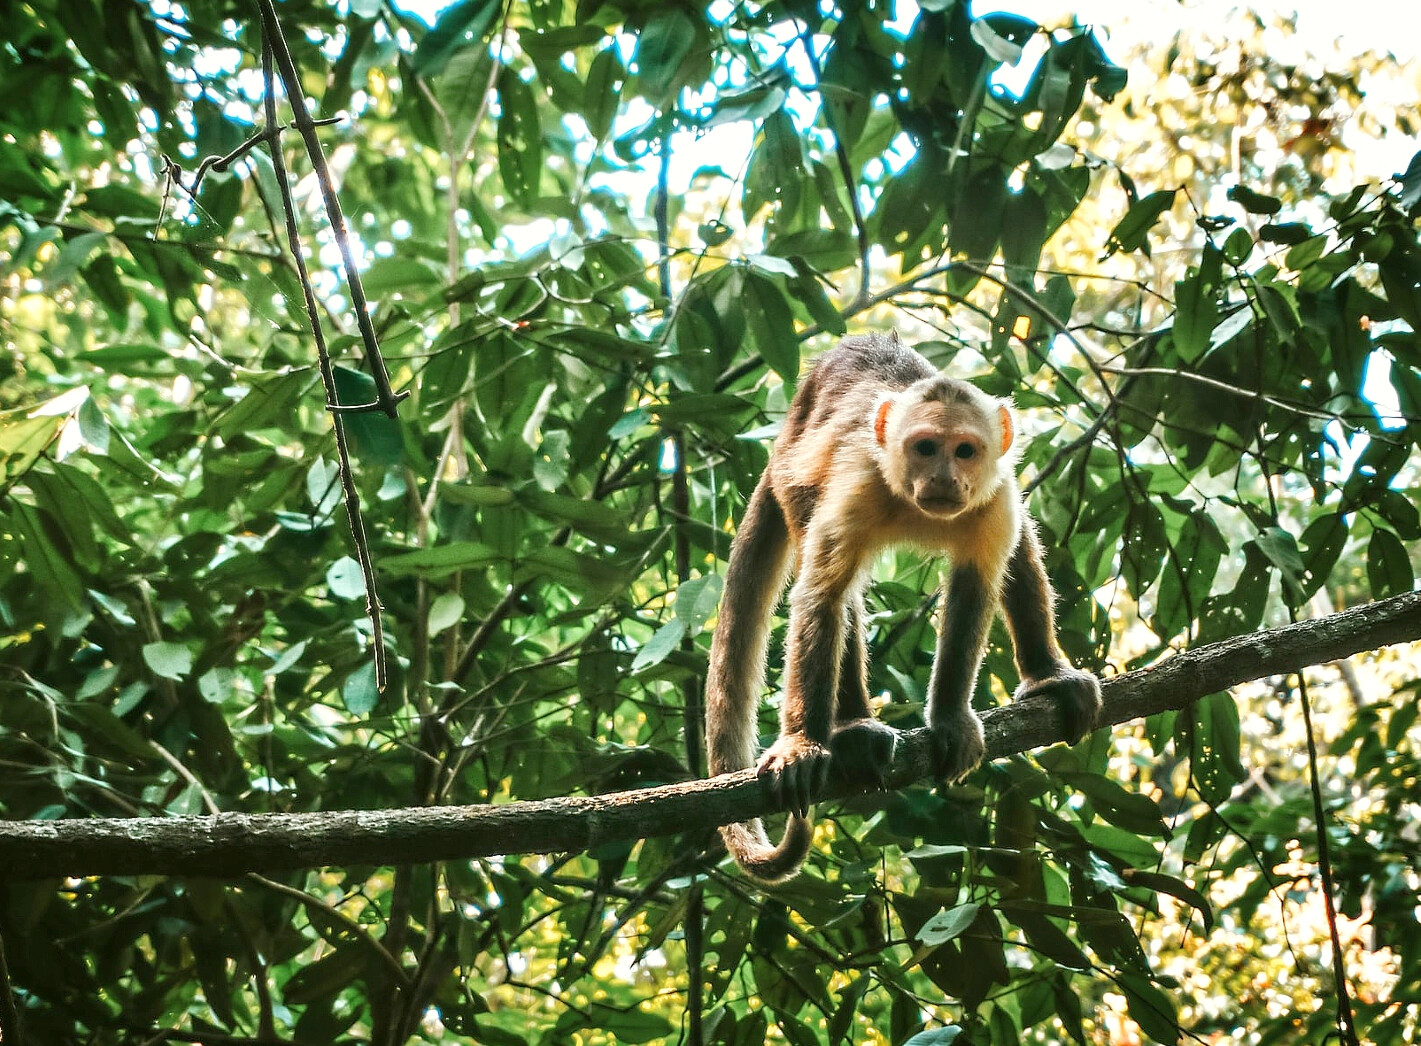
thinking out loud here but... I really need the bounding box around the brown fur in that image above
[705,332,1101,884]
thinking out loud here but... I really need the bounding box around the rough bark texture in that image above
[1,591,1417,880]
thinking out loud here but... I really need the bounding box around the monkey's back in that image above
[780,333,934,446]
[767,333,935,537]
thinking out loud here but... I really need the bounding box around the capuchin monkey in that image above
[705,331,1101,884]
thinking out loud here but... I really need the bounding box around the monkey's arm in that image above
[925,562,994,781]
[1000,522,1102,743]
[828,590,900,789]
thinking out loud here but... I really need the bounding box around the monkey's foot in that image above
[930,710,986,783]
[757,734,831,818]
[1014,668,1103,744]
[830,718,900,789]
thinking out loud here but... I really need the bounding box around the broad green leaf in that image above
[901,1029,962,1046]
[1172,271,1217,362]
[632,619,686,673]
[428,592,465,636]
[1122,870,1213,930]
[334,366,404,466]
[1368,528,1413,598]
[497,69,542,207]
[1227,183,1282,215]
[916,903,981,946]
[383,542,499,578]
[1399,148,1421,212]
[1105,189,1177,257]
[634,7,697,103]
[0,412,64,484]
[673,574,723,634]
[742,273,799,382]
[343,661,380,715]
[1187,692,1246,806]
[142,641,193,681]
[410,0,500,78]
[269,640,308,675]
[327,556,366,600]
[8,501,85,615]
[1119,972,1181,1045]
[970,18,1023,64]
[583,46,624,140]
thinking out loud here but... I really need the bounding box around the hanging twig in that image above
[254,6,394,689]
[655,114,707,1046]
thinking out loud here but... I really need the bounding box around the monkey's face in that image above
[896,408,993,515]
[876,385,1014,517]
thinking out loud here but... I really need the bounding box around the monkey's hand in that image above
[929,708,986,783]
[1014,667,1103,745]
[830,718,899,790]
[757,734,831,818]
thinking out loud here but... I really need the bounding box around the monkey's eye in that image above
[913,439,938,458]
[954,443,976,460]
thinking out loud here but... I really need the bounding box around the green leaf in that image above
[429,592,465,636]
[269,640,308,675]
[1221,227,1254,266]
[215,370,311,438]
[1259,221,1311,245]
[583,46,624,140]
[0,412,64,484]
[360,256,443,297]
[1118,972,1180,1045]
[1254,525,1304,597]
[1208,303,1253,349]
[584,1003,674,1045]
[497,70,543,207]
[743,273,799,383]
[197,668,232,703]
[673,575,723,634]
[1367,528,1413,599]
[382,542,499,578]
[1187,692,1246,806]
[1106,189,1177,256]
[916,903,981,946]
[411,0,500,78]
[8,500,85,616]
[1399,149,1421,212]
[632,619,687,673]
[901,1029,962,1046]
[634,7,697,104]
[142,641,193,681]
[334,366,404,466]
[698,220,732,247]
[327,556,366,600]
[1227,183,1282,215]
[1122,869,1213,930]
[1172,271,1217,362]
[343,661,380,715]
[969,18,1023,64]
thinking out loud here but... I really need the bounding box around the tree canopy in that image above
[1,1,1420,1044]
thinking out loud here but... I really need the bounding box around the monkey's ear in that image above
[997,403,1014,454]
[874,398,894,446]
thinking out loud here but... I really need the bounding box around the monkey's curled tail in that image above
[704,479,807,883]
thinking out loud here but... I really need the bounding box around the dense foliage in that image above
[1,0,1419,1043]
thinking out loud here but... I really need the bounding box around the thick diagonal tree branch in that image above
[1,591,1417,880]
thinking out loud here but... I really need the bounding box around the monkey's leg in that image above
[1001,522,1102,743]
[831,589,898,788]
[926,564,992,781]
[757,548,852,817]
[705,479,792,779]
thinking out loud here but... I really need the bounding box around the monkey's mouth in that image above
[916,494,963,514]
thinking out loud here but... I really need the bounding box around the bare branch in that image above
[0,592,1416,880]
